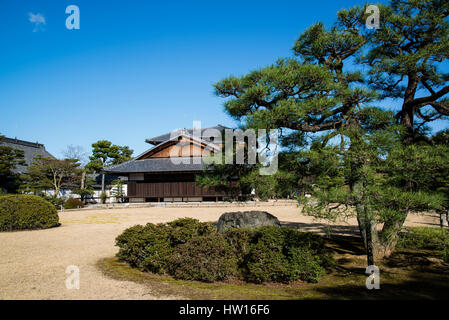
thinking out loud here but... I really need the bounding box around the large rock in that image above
[217,211,281,233]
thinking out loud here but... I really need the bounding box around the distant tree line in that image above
[0,135,133,205]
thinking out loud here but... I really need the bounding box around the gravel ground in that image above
[0,205,439,300]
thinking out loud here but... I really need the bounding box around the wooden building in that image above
[104,125,231,202]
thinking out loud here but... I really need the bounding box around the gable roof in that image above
[136,133,220,160]
[0,137,55,174]
[146,124,229,145]
[104,124,227,174]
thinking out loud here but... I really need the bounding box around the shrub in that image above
[44,196,65,208]
[115,220,332,284]
[116,224,146,267]
[244,226,328,283]
[64,198,85,209]
[286,248,325,283]
[398,227,449,262]
[168,233,238,282]
[282,227,326,254]
[166,217,216,246]
[115,218,216,274]
[223,228,254,265]
[100,192,107,204]
[245,241,290,283]
[116,223,172,273]
[0,194,59,231]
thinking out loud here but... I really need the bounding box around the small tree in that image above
[21,156,81,198]
[110,179,125,203]
[63,145,93,203]
[86,140,133,193]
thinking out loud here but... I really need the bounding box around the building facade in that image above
[104,125,232,202]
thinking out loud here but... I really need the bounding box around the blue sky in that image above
[0,0,446,159]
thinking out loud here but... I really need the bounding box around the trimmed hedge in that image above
[116,223,173,273]
[64,198,85,209]
[169,233,237,282]
[0,194,60,231]
[241,226,328,283]
[115,218,217,275]
[116,218,332,284]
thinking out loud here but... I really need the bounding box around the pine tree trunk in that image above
[356,203,378,266]
[353,178,378,266]
[378,213,408,258]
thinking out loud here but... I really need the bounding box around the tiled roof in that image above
[105,124,228,174]
[0,137,55,174]
[104,157,210,174]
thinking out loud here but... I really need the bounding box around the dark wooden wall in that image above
[127,181,225,198]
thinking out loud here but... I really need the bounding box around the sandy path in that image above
[0,205,439,300]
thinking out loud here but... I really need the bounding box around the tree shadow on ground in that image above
[280,221,360,237]
[313,272,449,299]
[312,236,449,300]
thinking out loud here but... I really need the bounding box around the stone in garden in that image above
[216,210,281,233]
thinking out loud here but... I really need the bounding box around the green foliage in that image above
[100,192,107,204]
[110,179,125,202]
[116,218,216,275]
[208,0,449,266]
[166,217,217,246]
[223,228,254,265]
[287,247,326,283]
[169,233,238,282]
[347,1,449,139]
[86,140,133,173]
[71,187,94,201]
[196,136,298,200]
[0,135,26,193]
[245,242,290,283]
[244,226,327,283]
[64,198,85,209]
[116,223,173,273]
[43,196,65,208]
[398,227,449,262]
[116,220,331,284]
[0,194,59,231]
[20,156,82,197]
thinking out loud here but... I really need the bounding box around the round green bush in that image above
[168,233,238,282]
[116,223,173,273]
[244,226,327,283]
[286,247,325,283]
[166,217,216,246]
[116,218,217,274]
[64,198,85,209]
[245,241,291,283]
[0,194,60,231]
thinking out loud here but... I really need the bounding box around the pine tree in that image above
[212,5,448,264]
[356,0,449,143]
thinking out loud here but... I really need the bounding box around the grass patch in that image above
[97,234,449,300]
